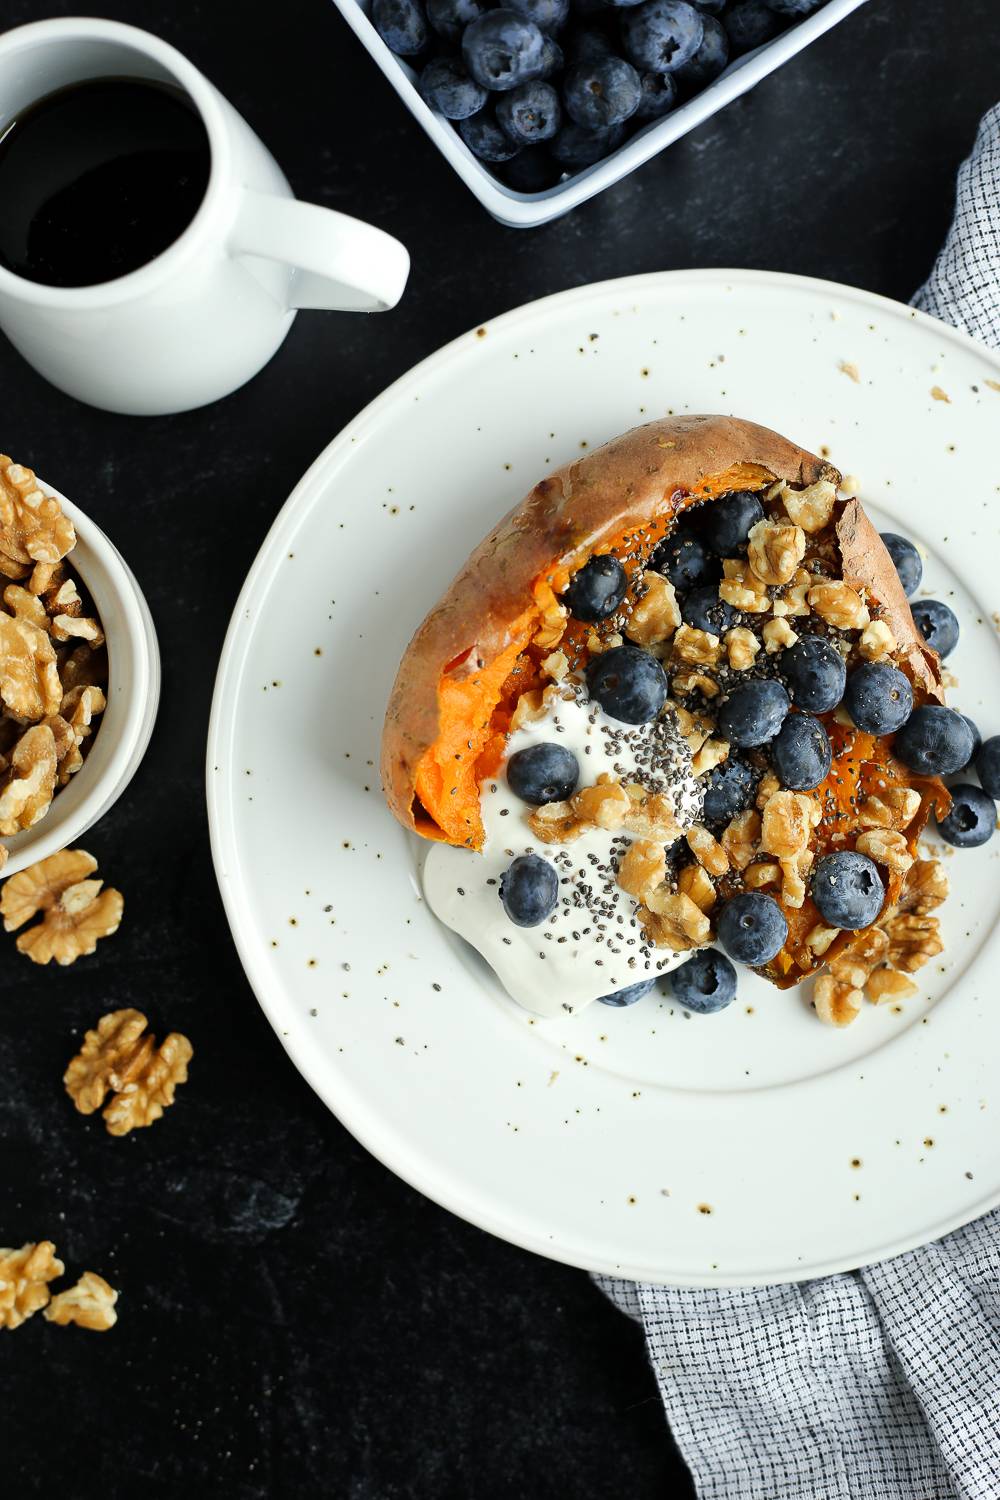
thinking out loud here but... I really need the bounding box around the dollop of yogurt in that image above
[423,693,705,1018]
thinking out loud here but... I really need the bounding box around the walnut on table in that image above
[0,1241,64,1330]
[64,1007,193,1138]
[44,1271,118,1331]
[0,848,123,965]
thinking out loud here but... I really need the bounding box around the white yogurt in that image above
[423,693,704,1018]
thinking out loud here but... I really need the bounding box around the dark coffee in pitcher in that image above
[0,77,210,288]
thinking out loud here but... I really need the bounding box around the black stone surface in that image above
[1,2,995,1495]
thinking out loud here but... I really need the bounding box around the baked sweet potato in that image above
[382,414,950,994]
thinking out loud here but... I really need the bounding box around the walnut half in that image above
[65,1008,193,1138]
[0,1241,64,1330]
[0,848,123,965]
[43,1272,118,1332]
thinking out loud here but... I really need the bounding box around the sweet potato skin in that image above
[382,414,838,841]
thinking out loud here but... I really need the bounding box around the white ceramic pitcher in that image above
[0,18,410,415]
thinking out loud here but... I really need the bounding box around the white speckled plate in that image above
[208,270,1000,1286]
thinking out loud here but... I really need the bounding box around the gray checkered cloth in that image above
[596,103,1000,1500]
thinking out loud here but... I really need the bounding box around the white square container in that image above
[332,0,869,227]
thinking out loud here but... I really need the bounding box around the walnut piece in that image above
[858,620,896,661]
[672,704,714,754]
[866,968,919,1004]
[755,770,781,809]
[686,825,729,877]
[65,1007,193,1137]
[0,1241,64,1330]
[780,479,838,533]
[509,684,562,732]
[857,787,921,831]
[1,848,123,965]
[43,1271,118,1331]
[540,649,568,683]
[573,778,631,829]
[721,809,760,871]
[806,923,839,957]
[896,858,948,915]
[677,862,716,912]
[622,786,684,844]
[770,568,812,619]
[747,519,805,586]
[882,912,943,973]
[617,839,666,902]
[760,789,819,858]
[625,571,681,647]
[856,828,914,875]
[829,927,890,991]
[672,671,719,699]
[3,583,48,629]
[640,890,711,951]
[762,618,799,654]
[533,595,567,650]
[691,737,729,777]
[744,860,781,889]
[0,612,62,718]
[814,973,862,1027]
[0,457,76,565]
[780,847,814,908]
[725,627,760,670]
[672,624,720,667]
[807,581,870,631]
[719,558,770,613]
[0,724,57,835]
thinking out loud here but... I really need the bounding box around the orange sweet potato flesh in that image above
[380,414,948,986]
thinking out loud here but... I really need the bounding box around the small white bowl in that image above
[2,483,160,877]
[332,0,869,227]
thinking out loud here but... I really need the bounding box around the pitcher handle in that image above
[231,189,409,312]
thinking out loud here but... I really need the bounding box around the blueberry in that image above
[717,892,788,967]
[812,851,885,930]
[418,57,489,118]
[564,28,616,61]
[843,661,914,736]
[498,147,560,189]
[724,0,781,54]
[976,735,1000,799]
[497,79,562,142]
[620,0,705,72]
[634,69,678,118]
[598,977,657,1006]
[879,532,923,597]
[893,705,975,777]
[937,783,996,849]
[703,490,765,556]
[771,713,832,790]
[649,529,718,589]
[702,756,754,824]
[679,584,735,636]
[563,554,628,620]
[782,635,846,714]
[563,57,642,127]
[959,714,982,769]
[549,120,626,165]
[717,679,790,748]
[674,13,729,85]
[462,10,548,90]
[425,0,485,39]
[763,0,825,14]
[586,644,668,724]
[373,0,429,54]
[538,33,564,75]
[500,853,559,926]
[690,0,724,13]
[507,0,570,30]
[458,109,523,160]
[507,741,579,804]
[911,599,960,660]
[669,949,737,1012]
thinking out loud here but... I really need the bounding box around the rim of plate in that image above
[207,268,1000,1286]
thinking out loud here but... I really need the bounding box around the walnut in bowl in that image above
[0,457,159,877]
